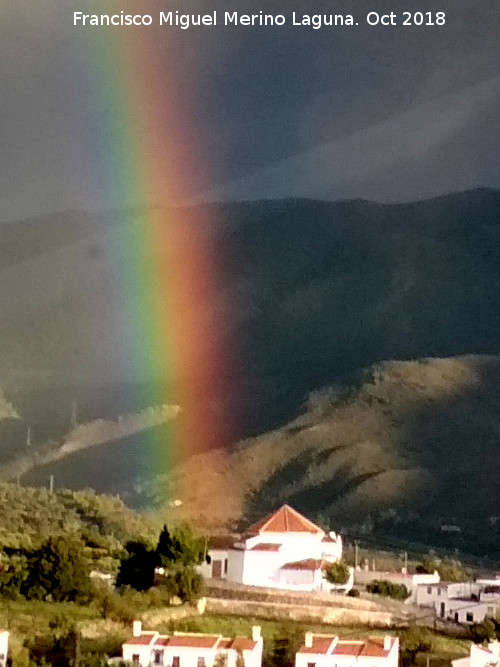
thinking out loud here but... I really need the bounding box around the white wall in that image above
[0,631,8,667]
[226,549,245,584]
[123,642,263,667]
[123,641,156,666]
[295,640,398,667]
[199,549,229,580]
[438,598,500,623]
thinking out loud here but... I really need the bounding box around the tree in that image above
[399,627,434,666]
[116,540,158,591]
[323,561,350,585]
[266,626,303,667]
[470,619,496,643]
[417,556,470,582]
[156,524,205,567]
[0,553,29,599]
[162,564,204,604]
[21,536,92,603]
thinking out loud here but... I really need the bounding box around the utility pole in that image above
[354,540,360,570]
[26,426,31,448]
[49,474,54,493]
[70,400,78,429]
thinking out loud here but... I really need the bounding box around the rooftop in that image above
[246,505,324,536]
[298,635,397,657]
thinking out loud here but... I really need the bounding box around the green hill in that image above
[0,483,158,555]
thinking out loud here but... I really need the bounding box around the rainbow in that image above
[76,2,235,499]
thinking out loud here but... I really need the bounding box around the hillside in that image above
[0,189,499,439]
[0,190,499,513]
[157,355,500,559]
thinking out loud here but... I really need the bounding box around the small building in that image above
[415,581,500,623]
[121,621,263,667]
[452,640,500,667]
[355,570,440,604]
[201,505,344,592]
[295,633,399,667]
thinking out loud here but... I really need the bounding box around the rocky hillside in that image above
[158,355,500,558]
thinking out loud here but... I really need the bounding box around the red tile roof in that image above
[298,636,396,657]
[126,632,260,653]
[246,505,324,535]
[208,536,236,550]
[167,635,221,649]
[231,638,259,652]
[250,543,282,552]
[282,559,323,571]
[124,632,157,646]
[153,637,171,647]
[298,637,337,654]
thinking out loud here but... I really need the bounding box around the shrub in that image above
[323,561,350,585]
[366,579,410,600]
[347,587,360,597]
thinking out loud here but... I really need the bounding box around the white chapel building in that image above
[200,505,344,592]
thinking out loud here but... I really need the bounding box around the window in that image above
[198,658,206,667]
[224,558,228,574]
[307,662,316,667]
[466,613,474,622]
[132,655,140,664]
[153,650,164,665]
[437,588,442,595]
[427,586,432,594]
[173,656,181,667]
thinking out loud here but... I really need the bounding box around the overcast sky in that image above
[0,0,499,220]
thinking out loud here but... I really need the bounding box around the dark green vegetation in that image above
[117,524,204,603]
[0,483,157,556]
[366,581,410,601]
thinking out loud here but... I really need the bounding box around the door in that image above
[212,559,222,578]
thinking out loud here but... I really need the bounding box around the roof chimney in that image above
[252,626,261,641]
[305,632,314,649]
[384,636,392,651]
[133,620,142,638]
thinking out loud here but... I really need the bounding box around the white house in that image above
[121,622,263,667]
[202,505,344,592]
[0,631,8,667]
[415,580,500,623]
[295,633,399,667]
[355,570,440,604]
[452,640,500,667]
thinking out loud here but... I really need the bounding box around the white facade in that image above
[0,631,8,667]
[122,622,263,667]
[452,641,500,667]
[415,581,500,623]
[203,505,344,592]
[295,634,399,667]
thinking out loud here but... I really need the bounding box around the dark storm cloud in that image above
[0,0,499,219]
